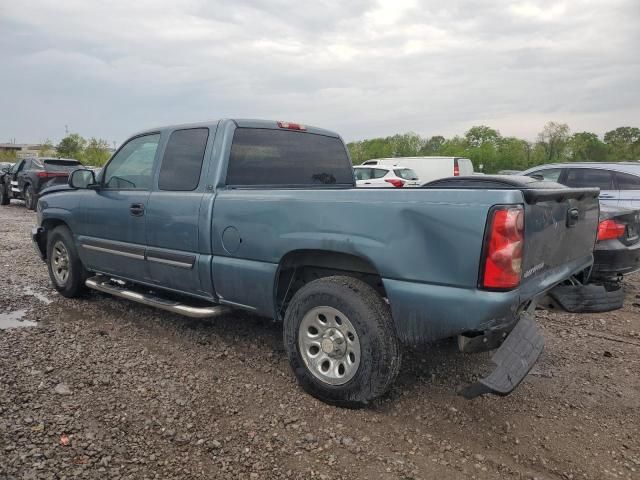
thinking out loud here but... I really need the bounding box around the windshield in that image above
[394,168,418,180]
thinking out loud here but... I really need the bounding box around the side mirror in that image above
[69,169,97,189]
[1,167,8,173]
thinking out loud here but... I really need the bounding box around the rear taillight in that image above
[481,206,524,290]
[36,172,68,178]
[385,178,405,188]
[453,158,460,176]
[597,219,626,241]
[277,121,306,131]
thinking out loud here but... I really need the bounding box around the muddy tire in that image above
[46,225,89,298]
[0,184,9,205]
[283,276,401,408]
[24,184,37,210]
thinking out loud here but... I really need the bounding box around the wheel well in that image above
[38,219,70,258]
[275,250,386,320]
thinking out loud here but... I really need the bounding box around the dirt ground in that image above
[1,202,639,480]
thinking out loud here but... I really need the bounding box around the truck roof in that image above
[132,119,342,140]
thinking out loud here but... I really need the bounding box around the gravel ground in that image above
[1,202,639,480]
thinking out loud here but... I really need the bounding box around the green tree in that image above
[537,122,571,163]
[83,138,112,166]
[57,133,86,159]
[603,127,640,160]
[497,137,529,171]
[568,132,608,162]
[419,135,445,155]
[38,139,56,157]
[465,125,501,148]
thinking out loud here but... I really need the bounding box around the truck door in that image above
[74,133,161,281]
[144,127,214,298]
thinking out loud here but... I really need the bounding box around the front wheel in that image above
[46,225,89,298]
[283,276,401,407]
[24,184,37,210]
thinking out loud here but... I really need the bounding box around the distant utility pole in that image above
[64,125,69,135]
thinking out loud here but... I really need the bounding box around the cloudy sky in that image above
[1,0,639,145]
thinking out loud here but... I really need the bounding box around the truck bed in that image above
[212,179,599,343]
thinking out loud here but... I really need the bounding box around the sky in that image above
[1,0,639,146]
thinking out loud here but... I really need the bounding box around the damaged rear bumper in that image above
[460,305,544,399]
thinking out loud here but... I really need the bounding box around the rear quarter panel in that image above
[211,188,524,320]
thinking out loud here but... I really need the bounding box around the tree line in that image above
[0,134,113,166]
[347,122,640,173]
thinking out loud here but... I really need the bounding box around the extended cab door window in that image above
[158,128,209,191]
[103,134,160,190]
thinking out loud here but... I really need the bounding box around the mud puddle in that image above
[0,310,37,329]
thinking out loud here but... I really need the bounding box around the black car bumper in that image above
[32,227,46,260]
[592,240,640,279]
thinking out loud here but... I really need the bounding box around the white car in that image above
[353,165,420,188]
[361,156,474,184]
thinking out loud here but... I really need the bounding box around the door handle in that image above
[130,203,145,216]
[599,194,614,199]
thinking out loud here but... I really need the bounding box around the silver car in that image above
[521,162,640,207]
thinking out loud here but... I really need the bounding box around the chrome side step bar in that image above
[85,276,228,318]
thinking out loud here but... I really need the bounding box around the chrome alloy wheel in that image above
[298,306,361,385]
[52,240,70,285]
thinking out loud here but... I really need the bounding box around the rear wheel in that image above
[24,184,37,210]
[283,276,401,407]
[0,184,9,205]
[46,226,89,298]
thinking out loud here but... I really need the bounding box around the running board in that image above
[85,276,228,318]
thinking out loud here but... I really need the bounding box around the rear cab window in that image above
[226,128,353,187]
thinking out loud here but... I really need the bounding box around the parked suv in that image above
[362,157,474,184]
[353,165,420,187]
[521,163,640,207]
[0,157,82,210]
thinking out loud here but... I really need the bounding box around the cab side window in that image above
[616,172,640,190]
[564,168,614,190]
[103,134,160,190]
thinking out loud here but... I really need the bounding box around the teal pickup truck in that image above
[32,119,600,406]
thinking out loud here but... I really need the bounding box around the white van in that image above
[361,157,474,184]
